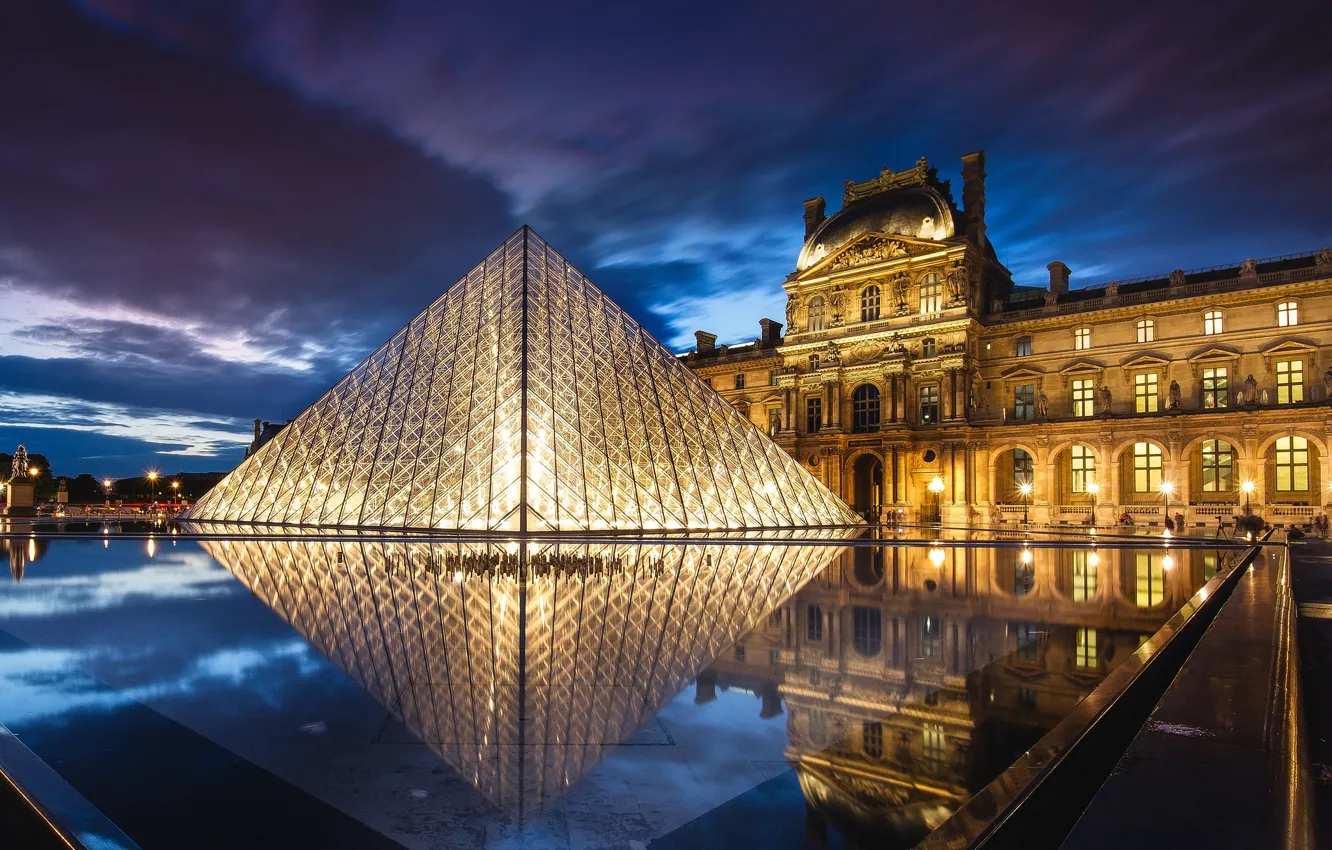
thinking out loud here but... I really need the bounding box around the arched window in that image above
[919,273,942,314]
[1275,436,1309,491]
[852,607,882,656]
[806,295,826,332]
[1132,442,1163,492]
[852,384,880,433]
[860,285,881,323]
[1012,449,1034,494]
[1070,445,1095,492]
[1136,318,1155,343]
[1200,440,1234,491]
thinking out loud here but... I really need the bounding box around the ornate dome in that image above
[797,186,958,271]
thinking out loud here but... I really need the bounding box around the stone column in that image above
[1032,439,1053,524]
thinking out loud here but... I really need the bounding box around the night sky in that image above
[2,1,1330,478]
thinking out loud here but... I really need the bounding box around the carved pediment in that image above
[1120,353,1171,380]
[1057,358,1105,389]
[1259,338,1319,372]
[1186,344,1241,377]
[828,235,934,271]
[1001,365,1045,383]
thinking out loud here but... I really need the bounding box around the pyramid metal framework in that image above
[186,228,859,532]
[197,537,843,821]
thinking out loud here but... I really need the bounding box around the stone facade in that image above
[684,152,1332,526]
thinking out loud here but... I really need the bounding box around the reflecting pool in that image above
[0,532,1244,849]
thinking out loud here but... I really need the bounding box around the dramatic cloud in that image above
[2,0,1330,473]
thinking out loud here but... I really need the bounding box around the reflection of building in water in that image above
[705,543,1234,847]
[2,537,48,582]
[198,537,843,822]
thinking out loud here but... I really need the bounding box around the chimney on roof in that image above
[802,197,827,240]
[1047,261,1071,298]
[758,318,782,348]
[960,151,987,251]
[253,418,262,442]
[694,330,718,354]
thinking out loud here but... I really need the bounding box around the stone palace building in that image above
[682,152,1332,526]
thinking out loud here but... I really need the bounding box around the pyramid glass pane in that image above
[185,228,860,531]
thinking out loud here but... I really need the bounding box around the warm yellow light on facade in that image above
[1159,481,1174,496]
[928,476,945,493]
[1086,481,1099,495]
[1019,482,1033,497]
[1240,480,1256,494]
[1088,550,1100,567]
[928,545,946,567]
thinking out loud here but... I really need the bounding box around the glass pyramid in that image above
[197,536,844,821]
[185,227,860,532]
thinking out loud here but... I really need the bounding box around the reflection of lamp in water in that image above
[928,544,946,567]
[1088,549,1100,567]
[1240,480,1255,512]
[1162,551,1174,571]
[146,537,156,558]
[1019,482,1033,525]
[1020,546,1033,565]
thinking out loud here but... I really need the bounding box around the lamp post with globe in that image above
[147,471,158,507]
[1087,480,1100,526]
[1240,480,1255,513]
[928,476,945,524]
[1019,481,1033,525]
[1159,480,1174,527]
[103,478,112,508]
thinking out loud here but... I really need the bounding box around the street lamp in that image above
[147,471,159,505]
[1240,480,1255,512]
[1087,480,1100,526]
[103,478,112,507]
[1158,480,1174,527]
[170,481,180,504]
[928,476,945,524]
[1019,481,1033,525]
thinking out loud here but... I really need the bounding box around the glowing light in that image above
[928,545,946,567]
[1088,550,1100,567]
[103,478,112,489]
[27,466,38,477]
[1020,547,1033,565]
[1086,481,1099,495]
[146,538,156,558]
[1162,553,1174,571]
[147,471,158,481]
[928,476,945,493]
[1159,481,1174,496]
[1019,482,1033,497]
[1240,481,1256,494]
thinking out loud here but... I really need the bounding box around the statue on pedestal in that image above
[1240,258,1258,277]
[1036,391,1049,418]
[1167,380,1182,410]
[785,298,800,333]
[10,445,29,480]
[1099,385,1113,415]
[1169,269,1186,286]
[1242,374,1259,405]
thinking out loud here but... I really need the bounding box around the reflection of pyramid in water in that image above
[185,228,858,531]
[199,537,843,821]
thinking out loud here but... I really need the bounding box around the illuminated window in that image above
[919,384,939,424]
[1278,301,1298,327]
[1201,440,1234,492]
[1074,327,1091,350]
[769,370,778,386]
[1203,554,1219,581]
[1132,442,1163,492]
[1203,310,1223,335]
[1134,373,1159,413]
[923,723,946,766]
[1275,436,1309,492]
[852,384,880,433]
[1013,448,1034,487]
[1276,360,1304,404]
[921,337,936,358]
[1071,550,1098,602]
[1137,319,1155,343]
[805,397,822,433]
[1202,367,1228,408]
[807,296,826,332]
[1014,384,1035,420]
[1135,552,1165,606]
[860,285,881,323]
[1075,628,1098,669]
[808,354,819,371]
[806,604,823,641]
[921,615,942,657]
[1016,336,1032,357]
[734,373,745,389]
[920,274,943,314]
[1072,379,1094,417]
[862,722,883,758]
[1070,445,1094,493]
[852,607,882,656]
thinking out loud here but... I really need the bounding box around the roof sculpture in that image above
[185,228,859,532]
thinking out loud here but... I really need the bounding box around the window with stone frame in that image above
[806,603,824,641]
[1071,549,1098,602]
[808,354,819,371]
[733,373,745,389]
[1277,301,1298,327]
[1275,436,1310,492]
[1132,442,1163,492]
[1074,327,1091,350]
[860,284,882,323]
[1072,379,1094,417]
[1070,445,1094,493]
[1014,384,1035,420]
[862,722,884,759]
[852,607,882,657]
[921,615,941,658]
[1135,552,1165,606]
[1016,336,1032,357]
[806,295,827,332]
[1134,372,1159,413]
[1074,627,1098,669]
[919,274,943,314]
[852,384,880,433]
[919,384,939,424]
[1202,367,1228,408]
[1136,318,1155,343]
[1276,360,1304,404]
[921,337,936,358]
[1203,310,1224,335]
[805,396,823,433]
[1201,439,1234,492]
